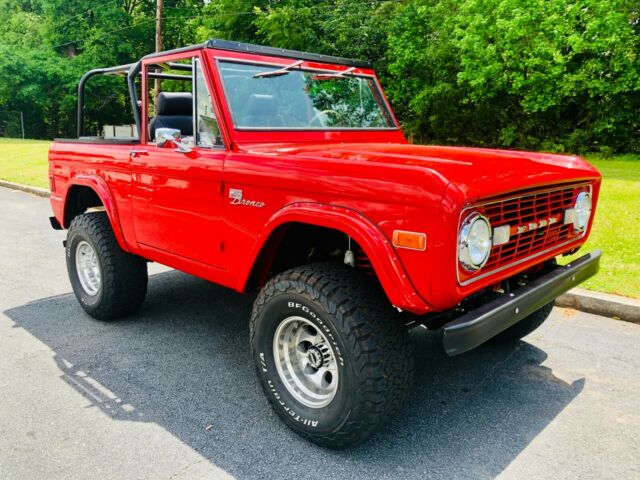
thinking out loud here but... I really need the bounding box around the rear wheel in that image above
[489,301,554,344]
[250,263,413,448]
[66,212,148,321]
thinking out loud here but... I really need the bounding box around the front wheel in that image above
[66,212,148,321]
[250,263,413,448]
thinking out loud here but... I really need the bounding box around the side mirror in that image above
[155,128,192,153]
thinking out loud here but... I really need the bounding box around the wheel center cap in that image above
[306,346,324,369]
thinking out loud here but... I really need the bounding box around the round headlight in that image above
[573,191,592,231]
[459,212,492,271]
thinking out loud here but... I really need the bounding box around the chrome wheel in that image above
[75,240,101,296]
[273,316,339,409]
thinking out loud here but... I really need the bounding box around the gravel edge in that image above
[556,288,639,323]
[0,179,50,198]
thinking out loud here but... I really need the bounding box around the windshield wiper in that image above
[253,60,303,78]
[312,67,357,79]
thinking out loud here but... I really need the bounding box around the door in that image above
[131,55,227,268]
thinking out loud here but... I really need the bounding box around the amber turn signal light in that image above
[392,230,427,251]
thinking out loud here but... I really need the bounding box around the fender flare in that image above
[240,202,430,313]
[63,174,131,253]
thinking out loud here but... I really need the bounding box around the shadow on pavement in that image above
[5,270,584,480]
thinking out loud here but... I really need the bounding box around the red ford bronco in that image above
[48,40,601,447]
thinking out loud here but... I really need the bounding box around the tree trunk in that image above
[153,0,164,114]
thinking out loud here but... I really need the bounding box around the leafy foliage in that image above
[0,0,638,153]
[386,0,640,152]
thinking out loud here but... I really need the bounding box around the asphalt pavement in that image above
[1,186,639,480]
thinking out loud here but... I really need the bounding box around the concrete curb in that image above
[1,181,638,323]
[557,288,640,324]
[0,179,50,198]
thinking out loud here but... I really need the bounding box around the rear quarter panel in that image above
[49,142,136,250]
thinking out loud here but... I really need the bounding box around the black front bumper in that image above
[442,249,602,356]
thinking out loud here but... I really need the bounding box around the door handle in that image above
[130,150,149,158]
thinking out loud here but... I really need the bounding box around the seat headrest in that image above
[247,94,278,117]
[157,92,193,116]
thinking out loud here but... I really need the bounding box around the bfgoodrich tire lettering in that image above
[250,263,414,448]
[66,212,148,321]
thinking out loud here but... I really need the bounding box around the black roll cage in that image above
[77,61,193,138]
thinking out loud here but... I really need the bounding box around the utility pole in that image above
[20,111,24,139]
[154,0,163,112]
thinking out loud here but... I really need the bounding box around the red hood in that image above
[237,142,600,202]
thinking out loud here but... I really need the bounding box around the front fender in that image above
[63,174,130,253]
[240,202,432,314]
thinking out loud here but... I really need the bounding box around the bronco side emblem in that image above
[229,188,266,208]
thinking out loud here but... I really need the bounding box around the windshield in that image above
[218,60,396,130]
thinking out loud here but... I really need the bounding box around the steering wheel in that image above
[307,109,343,127]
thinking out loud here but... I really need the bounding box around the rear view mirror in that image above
[155,128,192,153]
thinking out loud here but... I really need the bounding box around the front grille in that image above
[459,183,591,284]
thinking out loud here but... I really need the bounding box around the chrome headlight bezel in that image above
[573,191,592,232]
[458,212,492,271]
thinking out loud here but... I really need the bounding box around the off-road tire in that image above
[66,212,148,321]
[489,301,554,344]
[250,263,414,448]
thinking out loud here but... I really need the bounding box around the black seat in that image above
[149,92,193,140]
[241,94,285,127]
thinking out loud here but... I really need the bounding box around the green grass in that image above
[0,138,638,297]
[0,138,51,189]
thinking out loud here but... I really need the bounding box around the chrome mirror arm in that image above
[174,141,192,153]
